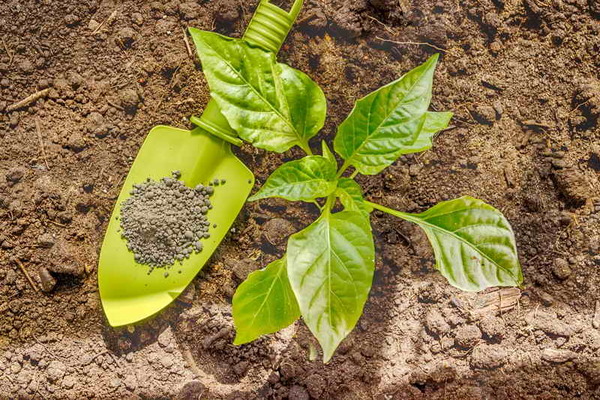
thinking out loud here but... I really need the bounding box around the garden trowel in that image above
[98,0,304,327]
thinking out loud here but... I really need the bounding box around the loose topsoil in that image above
[1,0,599,399]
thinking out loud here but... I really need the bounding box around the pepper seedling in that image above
[191,31,523,362]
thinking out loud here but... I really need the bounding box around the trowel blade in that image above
[98,125,254,327]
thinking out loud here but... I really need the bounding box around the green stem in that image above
[324,193,336,214]
[299,141,313,155]
[335,161,350,179]
[366,201,420,224]
[349,170,358,179]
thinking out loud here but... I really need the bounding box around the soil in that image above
[1,0,599,399]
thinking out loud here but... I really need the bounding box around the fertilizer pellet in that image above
[119,171,215,268]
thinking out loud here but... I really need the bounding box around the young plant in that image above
[191,30,523,362]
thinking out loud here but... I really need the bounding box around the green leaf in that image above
[335,178,372,215]
[287,211,375,362]
[334,54,451,175]
[248,156,338,202]
[321,141,336,166]
[232,257,300,345]
[189,29,326,153]
[404,111,453,154]
[375,197,522,291]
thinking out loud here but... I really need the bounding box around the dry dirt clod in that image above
[552,258,572,280]
[470,344,507,369]
[455,325,482,348]
[262,218,295,246]
[541,348,577,363]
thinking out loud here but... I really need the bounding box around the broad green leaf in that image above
[321,141,336,166]
[287,211,375,362]
[403,111,453,154]
[335,178,372,215]
[189,29,326,153]
[232,257,300,344]
[334,54,451,175]
[248,156,338,202]
[379,197,522,291]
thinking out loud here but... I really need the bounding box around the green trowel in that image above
[98,0,303,327]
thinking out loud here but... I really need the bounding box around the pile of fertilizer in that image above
[119,171,215,268]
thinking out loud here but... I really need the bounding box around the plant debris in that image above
[119,171,215,268]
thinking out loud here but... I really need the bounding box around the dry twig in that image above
[375,36,447,53]
[15,259,39,292]
[182,28,193,58]
[92,10,118,35]
[35,118,50,170]
[6,88,50,113]
[2,38,13,65]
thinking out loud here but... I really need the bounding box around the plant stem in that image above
[324,193,336,214]
[366,201,421,224]
[300,141,313,155]
[335,161,350,179]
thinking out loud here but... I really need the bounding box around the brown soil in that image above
[1,0,600,398]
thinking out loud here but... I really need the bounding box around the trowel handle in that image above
[191,0,304,146]
[243,0,304,53]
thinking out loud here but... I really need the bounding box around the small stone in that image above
[38,268,57,293]
[88,19,100,31]
[552,258,571,280]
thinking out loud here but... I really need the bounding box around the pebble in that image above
[38,267,57,292]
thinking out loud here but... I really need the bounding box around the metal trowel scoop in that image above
[98,0,304,327]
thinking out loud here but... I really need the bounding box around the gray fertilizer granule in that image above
[119,171,216,268]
